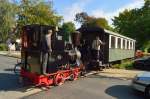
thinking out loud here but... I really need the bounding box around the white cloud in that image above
[61,0,91,28]
[61,0,144,28]
[91,0,144,25]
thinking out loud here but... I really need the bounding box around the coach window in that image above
[117,37,121,49]
[111,36,115,48]
[133,41,136,49]
[125,40,128,49]
[123,39,126,49]
[126,40,129,49]
[128,40,130,49]
[132,41,135,49]
[133,41,135,49]
[125,39,127,49]
[129,41,132,49]
[130,41,133,50]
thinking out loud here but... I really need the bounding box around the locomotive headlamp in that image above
[57,55,62,60]
[27,56,31,59]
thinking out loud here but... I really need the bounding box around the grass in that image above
[0,43,8,51]
[112,60,134,70]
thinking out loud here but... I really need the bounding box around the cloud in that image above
[61,0,91,28]
[91,0,145,25]
[61,0,144,28]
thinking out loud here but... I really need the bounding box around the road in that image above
[0,55,41,99]
[0,55,21,90]
[0,55,145,99]
[23,75,145,99]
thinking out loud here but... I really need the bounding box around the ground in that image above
[23,75,145,99]
[0,54,146,99]
[95,68,144,80]
[0,55,41,99]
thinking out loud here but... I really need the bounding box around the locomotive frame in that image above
[20,24,80,86]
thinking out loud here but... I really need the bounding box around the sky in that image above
[52,0,145,27]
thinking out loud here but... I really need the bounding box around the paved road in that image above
[0,55,21,90]
[23,75,145,99]
[0,55,42,99]
[0,55,145,99]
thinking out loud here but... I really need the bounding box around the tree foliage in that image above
[61,22,76,41]
[17,0,62,31]
[0,0,17,43]
[0,0,62,43]
[113,0,150,49]
[75,12,89,25]
[75,12,112,30]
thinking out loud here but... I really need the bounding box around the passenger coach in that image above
[105,29,136,62]
[78,26,136,66]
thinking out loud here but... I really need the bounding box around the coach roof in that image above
[105,29,136,41]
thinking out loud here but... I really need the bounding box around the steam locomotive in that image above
[20,24,81,86]
[20,24,135,86]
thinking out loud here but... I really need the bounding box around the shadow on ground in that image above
[105,85,145,99]
[0,73,39,92]
[87,74,146,99]
[0,73,22,91]
[0,72,50,94]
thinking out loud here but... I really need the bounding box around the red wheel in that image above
[70,70,79,81]
[54,73,65,86]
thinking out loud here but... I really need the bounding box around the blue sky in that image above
[52,0,144,27]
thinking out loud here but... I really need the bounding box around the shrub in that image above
[112,64,120,69]
[112,60,134,70]
[0,44,8,51]
[121,61,134,69]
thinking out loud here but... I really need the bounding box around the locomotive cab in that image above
[21,25,72,75]
[21,24,81,74]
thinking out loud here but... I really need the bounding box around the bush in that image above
[112,60,134,70]
[121,61,134,69]
[112,64,120,69]
[0,44,8,51]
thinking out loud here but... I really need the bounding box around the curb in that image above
[84,70,136,80]
[0,51,21,58]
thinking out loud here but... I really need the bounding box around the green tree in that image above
[0,0,17,43]
[86,17,112,30]
[75,12,89,25]
[61,22,76,41]
[17,0,62,32]
[112,0,150,49]
[113,9,138,37]
[75,12,112,30]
